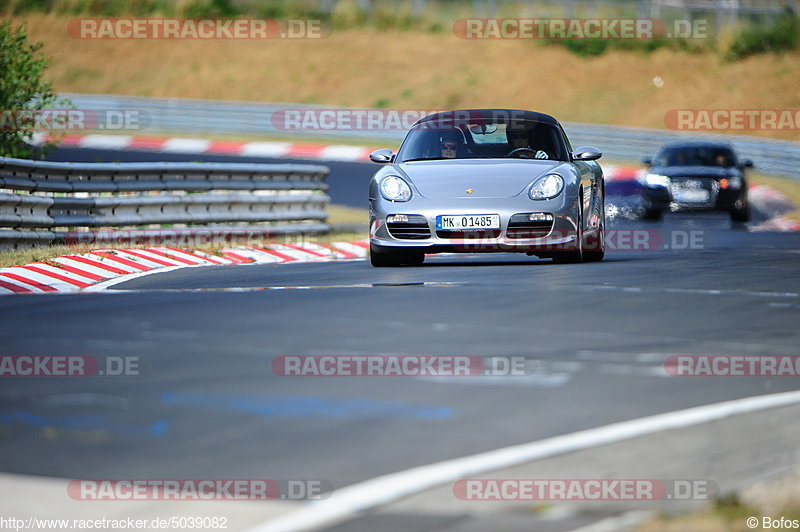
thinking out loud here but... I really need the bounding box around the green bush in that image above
[0,21,70,158]
[550,35,697,58]
[725,14,799,61]
[557,39,610,57]
[374,10,418,31]
[10,0,52,14]
[7,0,173,15]
[183,0,240,19]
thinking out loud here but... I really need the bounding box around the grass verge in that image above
[637,468,800,532]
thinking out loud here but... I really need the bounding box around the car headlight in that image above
[528,174,564,200]
[645,173,671,188]
[727,175,742,189]
[380,176,412,202]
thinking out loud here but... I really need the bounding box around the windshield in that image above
[654,146,738,167]
[397,118,568,163]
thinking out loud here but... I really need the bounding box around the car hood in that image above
[396,159,562,199]
[650,166,741,179]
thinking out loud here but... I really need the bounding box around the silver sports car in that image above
[368,109,606,267]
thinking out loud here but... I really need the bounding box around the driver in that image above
[714,153,730,166]
[506,123,532,150]
[505,123,552,159]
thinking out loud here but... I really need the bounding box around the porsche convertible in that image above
[368,109,606,266]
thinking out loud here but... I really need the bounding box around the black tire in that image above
[583,241,605,262]
[403,252,425,266]
[553,193,584,264]
[583,195,605,262]
[370,244,424,267]
[553,247,582,264]
[642,207,663,221]
[731,196,751,223]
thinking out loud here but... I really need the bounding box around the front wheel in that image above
[553,195,584,264]
[731,196,750,222]
[370,244,425,267]
[642,207,663,221]
[583,196,605,262]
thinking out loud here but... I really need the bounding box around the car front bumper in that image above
[642,182,746,213]
[369,194,581,254]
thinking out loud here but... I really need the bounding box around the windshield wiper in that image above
[401,157,451,162]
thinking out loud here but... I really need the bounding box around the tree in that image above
[0,20,69,158]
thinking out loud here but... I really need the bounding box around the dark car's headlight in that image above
[529,174,564,200]
[644,173,671,188]
[380,176,412,202]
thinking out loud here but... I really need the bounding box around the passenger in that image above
[438,130,463,159]
[670,151,688,166]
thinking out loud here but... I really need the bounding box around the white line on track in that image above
[84,265,189,291]
[571,285,799,299]
[248,389,800,532]
[568,510,654,532]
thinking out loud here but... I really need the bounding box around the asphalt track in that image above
[1,148,799,527]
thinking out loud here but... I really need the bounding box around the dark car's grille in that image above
[506,213,554,239]
[670,177,719,207]
[387,214,431,240]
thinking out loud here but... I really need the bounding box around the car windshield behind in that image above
[397,117,568,163]
[655,146,737,167]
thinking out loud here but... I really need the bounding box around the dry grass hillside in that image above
[8,13,800,141]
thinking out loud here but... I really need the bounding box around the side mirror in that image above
[572,146,602,161]
[742,159,754,168]
[641,157,653,166]
[369,148,394,164]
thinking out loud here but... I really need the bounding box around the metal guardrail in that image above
[63,93,800,179]
[0,156,331,250]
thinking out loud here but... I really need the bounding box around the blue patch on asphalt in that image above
[160,392,452,420]
[0,410,169,437]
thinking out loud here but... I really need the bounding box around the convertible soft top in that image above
[415,109,560,127]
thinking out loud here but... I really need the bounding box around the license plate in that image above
[674,189,709,203]
[436,214,500,230]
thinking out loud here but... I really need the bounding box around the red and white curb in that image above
[0,241,369,295]
[748,185,800,232]
[31,133,380,162]
[750,214,800,232]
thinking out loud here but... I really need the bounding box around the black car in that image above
[640,141,753,222]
